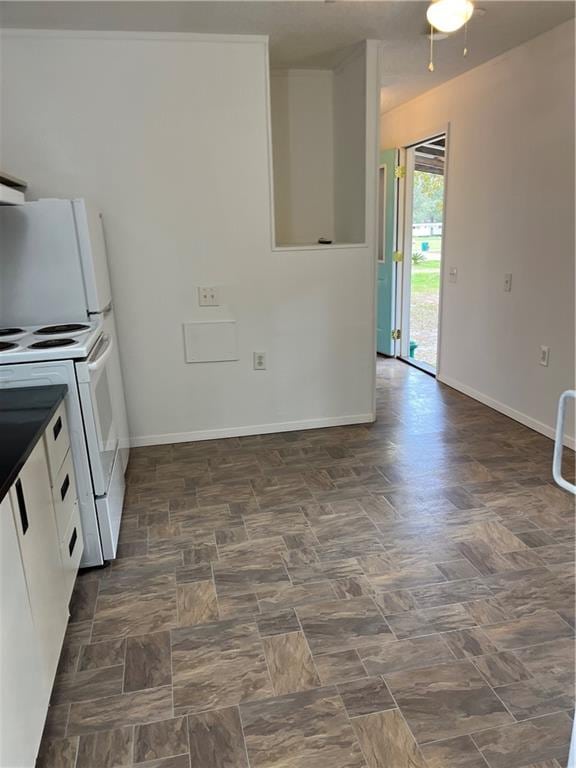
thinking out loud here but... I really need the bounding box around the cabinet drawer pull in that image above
[69,527,78,556]
[60,474,70,501]
[15,479,29,535]
[53,416,63,440]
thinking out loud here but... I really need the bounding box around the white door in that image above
[396,134,447,374]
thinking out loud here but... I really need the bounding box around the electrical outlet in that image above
[539,346,550,367]
[448,267,458,284]
[504,273,513,292]
[253,352,266,370]
[198,287,219,307]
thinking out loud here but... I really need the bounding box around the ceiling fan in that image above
[427,0,474,33]
[425,0,484,70]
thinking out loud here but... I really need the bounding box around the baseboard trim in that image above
[130,413,375,448]
[438,374,575,450]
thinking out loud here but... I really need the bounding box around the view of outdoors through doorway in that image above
[405,135,445,372]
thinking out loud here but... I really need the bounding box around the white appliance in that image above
[0,170,26,205]
[0,183,25,205]
[0,199,130,567]
[552,390,576,768]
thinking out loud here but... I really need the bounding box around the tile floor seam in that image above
[474,612,576,639]
[64,690,175,736]
[63,703,72,740]
[352,667,424,765]
[169,626,176,722]
[236,703,254,768]
[209,559,221,621]
[468,716,573,768]
[129,724,135,767]
[297,622,324,694]
[257,626,280,700]
[371,642,526,683]
[476,674,521,724]
[490,675,574,723]
[424,705,574,749]
[335,707,371,768]
[183,712,191,766]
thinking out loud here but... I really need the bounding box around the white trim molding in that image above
[438,374,576,450]
[130,413,375,447]
[0,29,268,45]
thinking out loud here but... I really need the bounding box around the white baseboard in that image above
[130,413,375,448]
[438,374,575,450]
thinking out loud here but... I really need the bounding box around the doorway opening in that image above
[398,135,446,374]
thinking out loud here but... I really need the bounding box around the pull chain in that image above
[428,24,435,72]
[463,21,469,57]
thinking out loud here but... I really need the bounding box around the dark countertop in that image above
[0,385,68,503]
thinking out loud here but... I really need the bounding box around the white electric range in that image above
[0,199,130,567]
[0,321,103,363]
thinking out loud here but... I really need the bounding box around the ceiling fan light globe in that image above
[426,0,474,33]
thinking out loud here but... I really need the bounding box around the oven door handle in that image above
[87,333,114,372]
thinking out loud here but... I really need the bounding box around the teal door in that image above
[377,149,397,355]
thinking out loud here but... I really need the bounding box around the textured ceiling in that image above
[0,1,573,111]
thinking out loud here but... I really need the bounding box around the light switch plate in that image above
[504,273,513,292]
[198,287,219,307]
[448,267,458,284]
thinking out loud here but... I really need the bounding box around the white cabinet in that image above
[0,494,49,768]
[0,404,83,768]
[9,439,69,683]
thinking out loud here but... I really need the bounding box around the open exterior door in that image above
[377,149,398,355]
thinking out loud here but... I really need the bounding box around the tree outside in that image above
[413,171,444,224]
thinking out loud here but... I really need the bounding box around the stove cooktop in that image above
[0,321,103,364]
[29,338,77,349]
[34,323,91,336]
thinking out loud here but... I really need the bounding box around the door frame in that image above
[377,149,399,356]
[394,125,450,377]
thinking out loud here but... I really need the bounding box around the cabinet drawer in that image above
[61,502,83,605]
[53,450,77,543]
[45,402,70,484]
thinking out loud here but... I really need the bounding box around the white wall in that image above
[270,70,335,246]
[1,32,380,445]
[381,20,575,442]
[334,46,367,245]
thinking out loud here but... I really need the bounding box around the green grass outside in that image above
[412,258,441,294]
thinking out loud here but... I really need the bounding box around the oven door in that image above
[76,333,119,497]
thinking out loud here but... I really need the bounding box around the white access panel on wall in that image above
[183,320,239,363]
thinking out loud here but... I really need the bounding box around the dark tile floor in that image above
[37,360,575,768]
